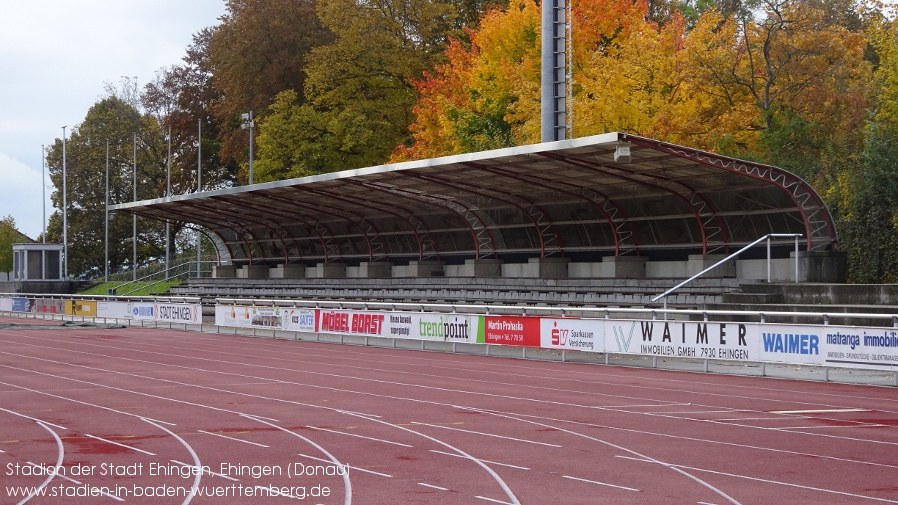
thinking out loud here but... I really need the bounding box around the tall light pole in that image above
[165,126,171,279]
[197,119,202,277]
[41,145,46,244]
[241,111,254,184]
[132,133,137,282]
[61,126,67,278]
[104,140,109,282]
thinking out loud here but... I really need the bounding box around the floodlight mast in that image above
[540,0,570,142]
[61,126,67,278]
[241,111,254,184]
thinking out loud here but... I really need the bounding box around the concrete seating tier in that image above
[169,277,741,309]
[707,282,898,326]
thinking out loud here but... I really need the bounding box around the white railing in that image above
[653,234,802,310]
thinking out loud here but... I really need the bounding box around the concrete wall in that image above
[214,254,832,283]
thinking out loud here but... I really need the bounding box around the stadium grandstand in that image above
[110,132,846,309]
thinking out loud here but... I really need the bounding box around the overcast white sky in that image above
[0,0,227,239]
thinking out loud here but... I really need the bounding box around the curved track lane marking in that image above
[0,406,66,430]
[2,345,895,500]
[141,417,203,505]
[509,409,898,471]
[459,406,742,505]
[2,353,896,457]
[6,348,896,452]
[615,455,898,504]
[336,410,521,505]
[7,334,897,420]
[84,433,156,455]
[240,414,352,505]
[109,328,898,407]
[196,429,270,448]
[16,421,63,505]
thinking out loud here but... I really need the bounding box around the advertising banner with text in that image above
[11,297,32,313]
[539,318,602,352]
[216,305,254,328]
[481,315,541,347]
[33,298,64,314]
[767,324,898,369]
[316,309,480,343]
[96,301,132,319]
[282,308,317,332]
[209,304,898,372]
[65,300,97,317]
[605,319,754,362]
[154,302,202,324]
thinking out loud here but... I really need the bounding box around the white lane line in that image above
[776,425,888,430]
[244,415,351,505]
[616,455,653,463]
[770,408,869,414]
[337,411,521,505]
[716,417,795,421]
[0,406,66,430]
[142,418,202,505]
[464,408,741,505]
[418,482,449,491]
[429,450,530,470]
[562,475,640,492]
[335,409,381,419]
[170,459,238,482]
[298,453,392,478]
[307,426,412,447]
[649,410,741,415]
[411,422,562,448]
[476,496,516,504]
[85,434,156,456]
[0,382,173,427]
[18,422,64,505]
[347,466,392,478]
[197,429,270,448]
[621,456,898,504]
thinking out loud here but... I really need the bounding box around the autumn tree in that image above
[44,97,168,278]
[393,0,544,160]
[144,29,236,195]
[673,0,872,172]
[827,12,898,282]
[396,0,676,160]
[253,0,487,179]
[208,0,333,182]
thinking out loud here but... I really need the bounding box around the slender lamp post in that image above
[165,126,171,278]
[41,145,46,243]
[196,119,202,277]
[104,141,109,282]
[241,111,254,184]
[132,133,137,282]
[61,126,67,278]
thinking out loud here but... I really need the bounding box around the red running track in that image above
[0,318,896,504]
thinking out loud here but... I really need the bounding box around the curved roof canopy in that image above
[111,133,837,265]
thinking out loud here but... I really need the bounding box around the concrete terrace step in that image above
[705,302,898,326]
[169,276,740,308]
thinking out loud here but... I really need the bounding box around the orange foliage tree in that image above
[396,0,873,169]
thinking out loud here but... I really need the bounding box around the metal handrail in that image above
[112,260,216,296]
[652,234,802,310]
